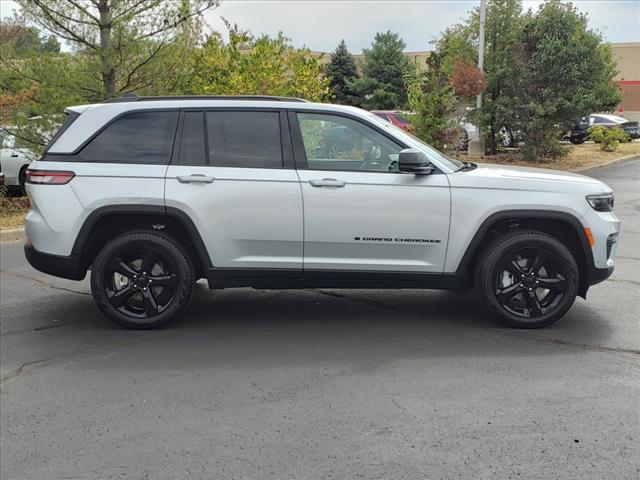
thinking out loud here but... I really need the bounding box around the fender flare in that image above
[71,205,212,269]
[454,209,594,294]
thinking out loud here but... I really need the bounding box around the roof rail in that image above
[105,94,308,103]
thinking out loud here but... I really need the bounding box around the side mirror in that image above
[398,148,436,175]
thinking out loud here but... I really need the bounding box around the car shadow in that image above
[2,282,617,377]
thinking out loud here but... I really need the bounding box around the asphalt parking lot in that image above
[1,160,639,479]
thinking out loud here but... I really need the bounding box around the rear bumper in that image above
[24,243,85,280]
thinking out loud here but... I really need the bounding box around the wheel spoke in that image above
[109,258,138,278]
[150,274,177,289]
[141,288,159,316]
[496,283,523,304]
[537,275,566,292]
[507,258,527,277]
[140,251,158,274]
[108,286,135,308]
[526,290,542,316]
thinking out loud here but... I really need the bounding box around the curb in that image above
[0,227,25,244]
[571,154,640,174]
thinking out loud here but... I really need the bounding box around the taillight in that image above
[26,170,75,185]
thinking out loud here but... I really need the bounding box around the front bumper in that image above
[588,265,614,286]
[24,242,85,280]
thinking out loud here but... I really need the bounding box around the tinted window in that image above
[80,111,178,164]
[179,112,206,165]
[206,111,282,168]
[297,113,403,173]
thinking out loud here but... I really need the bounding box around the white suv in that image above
[24,95,620,329]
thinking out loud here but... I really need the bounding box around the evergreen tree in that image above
[352,31,411,110]
[326,40,359,105]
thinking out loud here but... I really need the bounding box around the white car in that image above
[23,95,619,329]
[0,128,36,194]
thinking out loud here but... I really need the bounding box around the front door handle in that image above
[309,178,346,188]
[177,174,215,184]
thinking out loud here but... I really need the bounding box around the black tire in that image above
[90,230,194,329]
[569,136,584,145]
[18,166,28,196]
[475,230,579,328]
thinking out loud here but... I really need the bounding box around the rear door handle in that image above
[176,174,215,184]
[309,178,346,188]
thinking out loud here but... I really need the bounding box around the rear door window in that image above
[206,111,282,168]
[80,111,178,164]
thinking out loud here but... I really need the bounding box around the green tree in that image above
[183,24,328,101]
[15,0,219,99]
[518,0,622,160]
[406,53,457,150]
[352,31,411,110]
[325,40,359,105]
[435,0,526,154]
[0,23,60,56]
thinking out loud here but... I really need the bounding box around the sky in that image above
[1,0,639,52]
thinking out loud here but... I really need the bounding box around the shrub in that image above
[588,126,630,152]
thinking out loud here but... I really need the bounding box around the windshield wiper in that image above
[455,161,477,172]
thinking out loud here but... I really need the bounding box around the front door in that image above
[165,109,303,271]
[291,112,450,273]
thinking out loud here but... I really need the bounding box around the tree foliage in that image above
[518,0,622,160]
[405,53,457,150]
[182,24,329,101]
[352,31,411,110]
[325,40,359,105]
[431,0,622,160]
[14,0,219,99]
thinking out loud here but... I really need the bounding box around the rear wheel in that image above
[90,231,194,329]
[475,230,579,328]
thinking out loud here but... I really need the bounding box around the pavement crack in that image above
[0,339,145,386]
[488,329,640,356]
[0,269,90,296]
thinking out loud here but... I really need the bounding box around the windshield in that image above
[366,113,462,170]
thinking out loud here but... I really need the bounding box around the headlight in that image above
[587,193,614,212]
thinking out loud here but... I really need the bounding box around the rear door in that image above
[164,109,303,271]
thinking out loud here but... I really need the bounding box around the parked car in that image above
[569,114,640,144]
[0,128,36,194]
[371,110,413,131]
[24,95,619,329]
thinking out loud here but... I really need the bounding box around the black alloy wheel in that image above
[493,247,567,318]
[476,230,579,328]
[91,231,194,329]
[104,248,178,318]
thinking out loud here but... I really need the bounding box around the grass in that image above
[0,196,30,230]
[450,140,640,171]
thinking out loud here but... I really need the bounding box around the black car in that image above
[569,114,640,144]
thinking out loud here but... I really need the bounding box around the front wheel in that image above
[90,231,194,329]
[475,230,579,328]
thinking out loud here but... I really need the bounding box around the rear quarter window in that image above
[79,111,179,164]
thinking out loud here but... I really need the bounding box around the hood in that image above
[474,162,604,186]
[447,161,613,196]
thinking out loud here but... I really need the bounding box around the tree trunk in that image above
[98,1,116,99]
